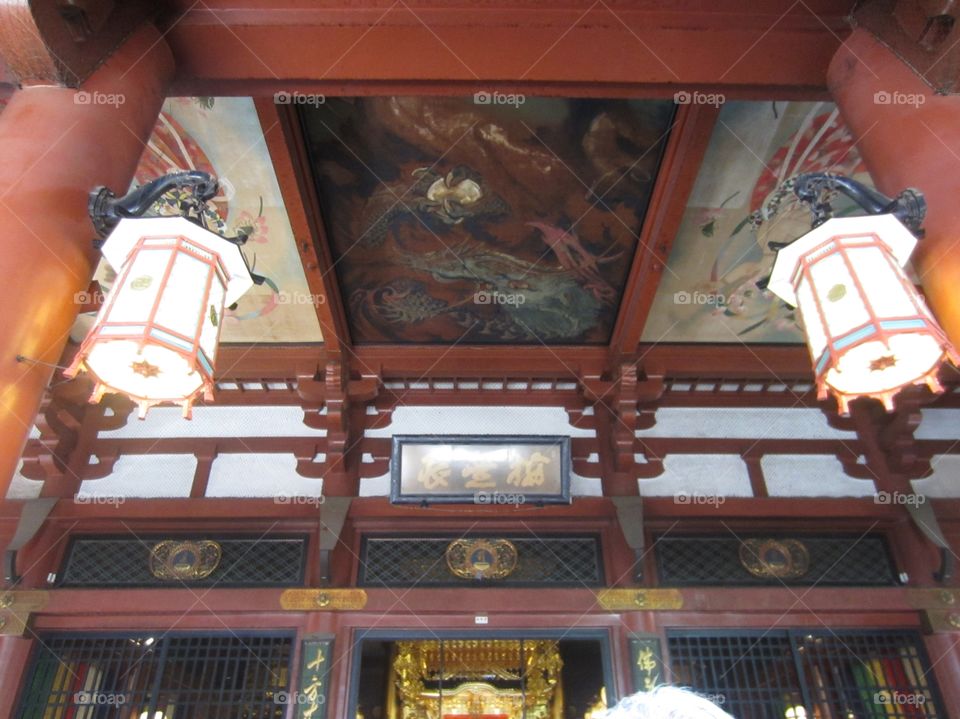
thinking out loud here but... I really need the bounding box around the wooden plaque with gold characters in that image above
[446,538,519,580]
[149,540,222,581]
[738,538,810,580]
[390,435,571,504]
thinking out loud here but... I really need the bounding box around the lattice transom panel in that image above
[58,535,307,587]
[359,536,603,587]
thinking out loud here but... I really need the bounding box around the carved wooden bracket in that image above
[579,363,664,494]
[296,362,381,493]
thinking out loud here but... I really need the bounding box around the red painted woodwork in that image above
[0,24,174,503]
[253,98,350,355]
[160,2,849,94]
[610,103,722,354]
[828,29,960,357]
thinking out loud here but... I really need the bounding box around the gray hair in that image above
[599,686,735,719]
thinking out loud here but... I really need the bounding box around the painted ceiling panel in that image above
[91,96,323,344]
[642,100,872,344]
[301,96,674,344]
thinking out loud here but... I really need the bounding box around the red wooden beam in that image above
[611,102,721,354]
[254,98,352,355]
[161,2,850,93]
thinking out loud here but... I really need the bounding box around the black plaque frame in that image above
[390,434,571,505]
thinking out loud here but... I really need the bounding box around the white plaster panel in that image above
[916,410,960,440]
[78,454,196,498]
[206,453,323,499]
[5,462,43,500]
[911,455,960,498]
[762,454,874,497]
[636,408,853,439]
[637,454,752,497]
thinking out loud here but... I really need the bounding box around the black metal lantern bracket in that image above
[88,170,267,286]
[756,173,926,292]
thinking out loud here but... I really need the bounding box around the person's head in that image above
[600,686,734,719]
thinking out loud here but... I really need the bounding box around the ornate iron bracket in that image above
[90,171,222,239]
[791,172,926,236]
[88,171,267,285]
[757,173,926,290]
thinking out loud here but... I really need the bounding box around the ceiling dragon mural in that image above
[301,96,674,344]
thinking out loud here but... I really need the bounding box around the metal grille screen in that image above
[655,535,897,586]
[16,633,293,719]
[667,630,946,719]
[58,536,307,587]
[359,536,603,586]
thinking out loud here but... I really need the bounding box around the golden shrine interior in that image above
[3,1,960,719]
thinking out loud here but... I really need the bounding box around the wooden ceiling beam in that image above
[160,2,850,92]
[610,102,722,355]
[254,99,352,355]
[348,345,611,379]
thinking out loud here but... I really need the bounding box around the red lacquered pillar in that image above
[0,24,173,500]
[828,29,960,350]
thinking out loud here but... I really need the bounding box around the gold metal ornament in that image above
[445,538,518,580]
[739,539,810,580]
[280,589,368,611]
[596,588,683,611]
[149,540,222,581]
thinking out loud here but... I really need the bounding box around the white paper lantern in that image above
[66,217,254,418]
[768,214,959,415]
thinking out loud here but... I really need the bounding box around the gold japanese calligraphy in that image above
[297,639,333,719]
[416,456,451,489]
[393,438,569,502]
[506,451,551,487]
[630,638,663,693]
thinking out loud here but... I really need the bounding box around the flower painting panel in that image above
[641,100,872,344]
[301,97,675,344]
[94,96,322,344]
